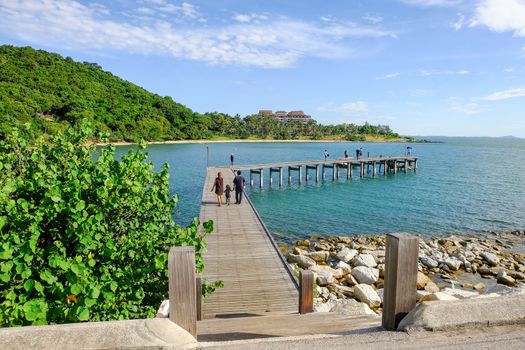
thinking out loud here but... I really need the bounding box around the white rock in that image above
[424,292,459,301]
[480,251,500,266]
[416,290,431,302]
[441,287,479,299]
[352,254,378,268]
[351,266,380,285]
[287,254,316,269]
[417,272,430,289]
[307,251,329,263]
[334,261,352,275]
[316,269,335,286]
[314,301,334,312]
[345,274,359,286]
[420,256,438,268]
[330,299,376,316]
[353,284,381,308]
[444,258,462,271]
[376,288,384,303]
[332,248,358,263]
[156,299,169,318]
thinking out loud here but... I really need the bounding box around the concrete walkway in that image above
[200,167,298,319]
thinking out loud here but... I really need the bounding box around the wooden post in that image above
[347,162,351,179]
[196,276,202,321]
[394,161,397,174]
[250,170,253,187]
[168,246,197,337]
[259,168,264,189]
[299,270,314,314]
[322,165,326,180]
[306,167,309,183]
[269,169,273,187]
[373,161,377,176]
[332,164,336,181]
[384,161,388,176]
[288,167,292,184]
[360,162,364,178]
[298,166,302,185]
[382,233,419,331]
[315,165,319,183]
[279,167,283,187]
[404,160,408,173]
[414,159,418,171]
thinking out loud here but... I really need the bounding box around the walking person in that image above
[211,171,224,207]
[324,149,330,161]
[230,153,234,168]
[224,184,232,205]
[344,149,348,159]
[233,170,246,204]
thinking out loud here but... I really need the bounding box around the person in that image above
[359,147,363,158]
[344,149,348,159]
[230,153,234,167]
[233,170,246,204]
[355,148,360,160]
[224,184,232,205]
[210,171,224,207]
[324,149,329,160]
[406,146,412,156]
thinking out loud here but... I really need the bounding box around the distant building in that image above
[258,109,313,123]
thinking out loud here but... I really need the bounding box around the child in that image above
[224,184,232,205]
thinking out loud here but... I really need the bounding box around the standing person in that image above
[359,147,363,158]
[230,153,234,167]
[224,184,232,206]
[355,148,360,160]
[324,149,330,161]
[344,149,348,159]
[233,170,246,204]
[211,171,224,207]
[406,146,412,155]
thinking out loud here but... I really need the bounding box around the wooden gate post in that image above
[382,233,419,331]
[299,270,314,314]
[168,246,197,337]
[196,276,202,321]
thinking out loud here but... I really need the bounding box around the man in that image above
[344,149,348,159]
[233,170,246,204]
[324,149,329,160]
[355,148,360,160]
[230,153,234,167]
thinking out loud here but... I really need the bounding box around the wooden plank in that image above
[299,270,314,314]
[168,246,197,337]
[382,233,419,331]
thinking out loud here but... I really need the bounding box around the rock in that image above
[481,251,500,266]
[416,290,431,302]
[345,274,359,286]
[474,282,486,291]
[309,265,343,279]
[497,271,516,286]
[329,284,354,297]
[417,272,430,289]
[441,287,479,299]
[420,256,438,269]
[422,292,458,302]
[315,242,332,251]
[424,281,440,293]
[507,270,525,280]
[316,269,335,286]
[461,283,473,289]
[330,299,376,316]
[334,261,352,275]
[351,266,380,285]
[307,251,329,263]
[376,288,384,303]
[444,257,462,271]
[478,265,493,276]
[337,236,352,245]
[287,254,316,269]
[296,239,310,247]
[314,301,334,312]
[156,299,169,318]
[292,247,308,255]
[353,284,381,308]
[352,254,377,268]
[332,248,358,263]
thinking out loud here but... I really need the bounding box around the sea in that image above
[114,137,525,243]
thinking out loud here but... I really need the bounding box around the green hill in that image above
[0,45,408,142]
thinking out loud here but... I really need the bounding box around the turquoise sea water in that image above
[115,138,525,241]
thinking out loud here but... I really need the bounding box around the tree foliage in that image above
[0,123,215,326]
[0,45,405,142]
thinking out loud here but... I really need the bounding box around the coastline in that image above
[280,230,525,314]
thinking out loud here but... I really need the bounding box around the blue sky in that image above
[1,0,525,137]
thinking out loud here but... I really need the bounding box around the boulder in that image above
[309,265,343,278]
[416,290,431,302]
[353,284,381,308]
[421,292,458,302]
[345,274,359,286]
[420,256,438,269]
[307,251,329,263]
[316,269,335,286]
[315,242,332,251]
[332,248,358,263]
[351,266,379,285]
[444,258,462,271]
[314,300,334,312]
[497,271,516,286]
[441,287,479,299]
[296,239,310,247]
[417,272,430,289]
[352,254,377,268]
[156,299,169,318]
[329,284,354,297]
[287,254,316,269]
[330,299,376,316]
[480,251,500,266]
[424,281,440,293]
[333,261,352,275]
[292,247,308,255]
[474,282,486,291]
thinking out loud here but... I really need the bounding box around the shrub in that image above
[0,123,214,326]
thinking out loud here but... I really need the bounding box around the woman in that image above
[211,171,224,207]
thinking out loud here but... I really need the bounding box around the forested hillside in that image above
[0,46,407,142]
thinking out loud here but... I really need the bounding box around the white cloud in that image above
[0,0,396,68]
[318,101,369,115]
[363,14,383,24]
[232,13,268,23]
[417,69,469,76]
[449,69,470,74]
[452,13,466,30]
[399,0,463,7]
[482,87,525,100]
[471,0,525,37]
[376,72,400,79]
[451,102,483,114]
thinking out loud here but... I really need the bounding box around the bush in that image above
[0,124,215,326]
[344,134,366,141]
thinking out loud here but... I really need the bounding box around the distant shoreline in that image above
[92,138,435,147]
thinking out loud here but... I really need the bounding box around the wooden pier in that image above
[237,156,418,188]
[200,167,299,319]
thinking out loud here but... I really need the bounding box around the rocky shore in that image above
[282,231,525,315]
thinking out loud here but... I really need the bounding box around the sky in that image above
[1,0,525,137]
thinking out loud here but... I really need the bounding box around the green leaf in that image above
[34,281,44,293]
[203,220,214,234]
[23,299,48,322]
[24,279,35,292]
[39,269,57,284]
[71,283,84,295]
[90,286,100,299]
[75,200,85,212]
[51,195,61,202]
[77,307,90,321]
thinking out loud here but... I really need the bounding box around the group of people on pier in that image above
[211,170,246,207]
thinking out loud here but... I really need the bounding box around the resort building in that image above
[257,110,313,123]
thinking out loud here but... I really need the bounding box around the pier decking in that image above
[200,167,298,319]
